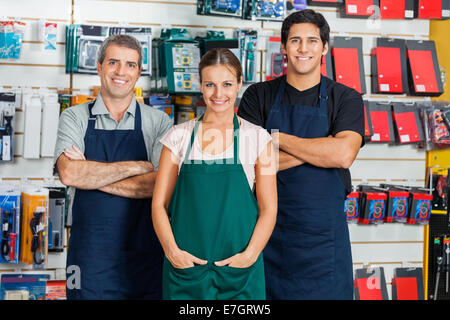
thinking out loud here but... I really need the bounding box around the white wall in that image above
[0,0,431,299]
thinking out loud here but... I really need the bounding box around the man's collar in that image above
[92,93,137,117]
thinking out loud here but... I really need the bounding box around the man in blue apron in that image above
[54,35,172,299]
[238,9,364,299]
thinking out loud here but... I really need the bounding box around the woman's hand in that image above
[167,248,208,269]
[214,250,257,269]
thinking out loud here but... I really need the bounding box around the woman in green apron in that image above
[152,48,277,300]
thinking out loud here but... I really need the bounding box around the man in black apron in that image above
[238,9,364,299]
[55,35,172,299]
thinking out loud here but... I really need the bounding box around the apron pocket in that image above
[164,258,211,299]
[213,260,265,300]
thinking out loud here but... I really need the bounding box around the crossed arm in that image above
[57,145,157,199]
[274,130,362,171]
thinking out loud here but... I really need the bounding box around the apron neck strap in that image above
[184,113,240,163]
[87,100,142,131]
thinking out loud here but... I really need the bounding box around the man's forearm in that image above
[279,131,361,169]
[57,154,154,190]
[278,150,304,171]
[99,171,157,199]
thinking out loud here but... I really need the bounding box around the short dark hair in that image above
[281,9,330,47]
[98,34,143,69]
[198,48,242,83]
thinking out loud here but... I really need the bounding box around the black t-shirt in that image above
[237,75,364,195]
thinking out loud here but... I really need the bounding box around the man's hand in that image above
[64,145,86,160]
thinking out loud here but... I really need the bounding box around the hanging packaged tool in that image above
[392,102,425,144]
[196,31,239,57]
[0,274,50,300]
[158,29,201,94]
[286,0,306,14]
[345,191,360,223]
[416,0,450,19]
[0,184,21,264]
[40,92,60,158]
[244,0,286,21]
[0,92,15,162]
[265,37,286,81]
[198,0,244,17]
[406,40,444,97]
[391,267,424,300]
[0,20,25,59]
[23,94,42,159]
[407,187,432,225]
[332,36,366,94]
[39,20,57,51]
[428,169,448,213]
[65,24,152,76]
[354,267,389,300]
[357,185,387,225]
[432,235,444,300]
[340,0,378,18]
[307,0,343,6]
[19,186,49,268]
[371,38,408,94]
[366,101,396,143]
[379,184,410,223]
[47,188,65,252]
[363,101,374,141]
[235,29,258,83]
[379,0,416,19]
[427,106,450,147]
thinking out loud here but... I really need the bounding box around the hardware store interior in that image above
[0,0,450,300]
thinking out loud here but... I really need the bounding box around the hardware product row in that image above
[354,267,424,300]
[197,0,450,21]
[345,184,432,225]
[363,101,450,149]
[0,274,65,300]
[0,184,66,269]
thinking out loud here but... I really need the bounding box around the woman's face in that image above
[200,64,242,114]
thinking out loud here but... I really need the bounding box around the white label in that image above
[380,84,390,91]
[2,135,11,161]
[405,10,414,18]
[443,10,450,17]
[416,84,426,92]
[2,223,8,231]
[348,4,358,13]
[400,134,410,143]
[371,133,380,141]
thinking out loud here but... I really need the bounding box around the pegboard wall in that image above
[0,0,437,299]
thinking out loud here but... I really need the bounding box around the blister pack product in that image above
[379,184,410,223]
[198,0,244,17]
[357,185,387,225]
[286,0,307,13]
[408,188,432,225]
[354,267,389,300]
[0,274,50,300]
[427,106,450,147]
[0,184,21,264]
[0,92,16,162]
[345,191,360,223]
[235,29,258,83]
[0,21,15,59]
[244,0,286,21]
[391,102,425,145]
[265,37,286,81]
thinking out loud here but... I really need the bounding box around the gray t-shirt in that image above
[54,94,173,171]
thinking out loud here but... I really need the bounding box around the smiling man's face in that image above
[282,22,328,77]
[97,44,142,101]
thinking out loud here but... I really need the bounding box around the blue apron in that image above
[263,76,353,300]
[66,101,163,300]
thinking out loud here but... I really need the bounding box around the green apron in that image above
[163,113,265,300]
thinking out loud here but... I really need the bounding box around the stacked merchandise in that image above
[0,20,26,60]
[345,184,432,225]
